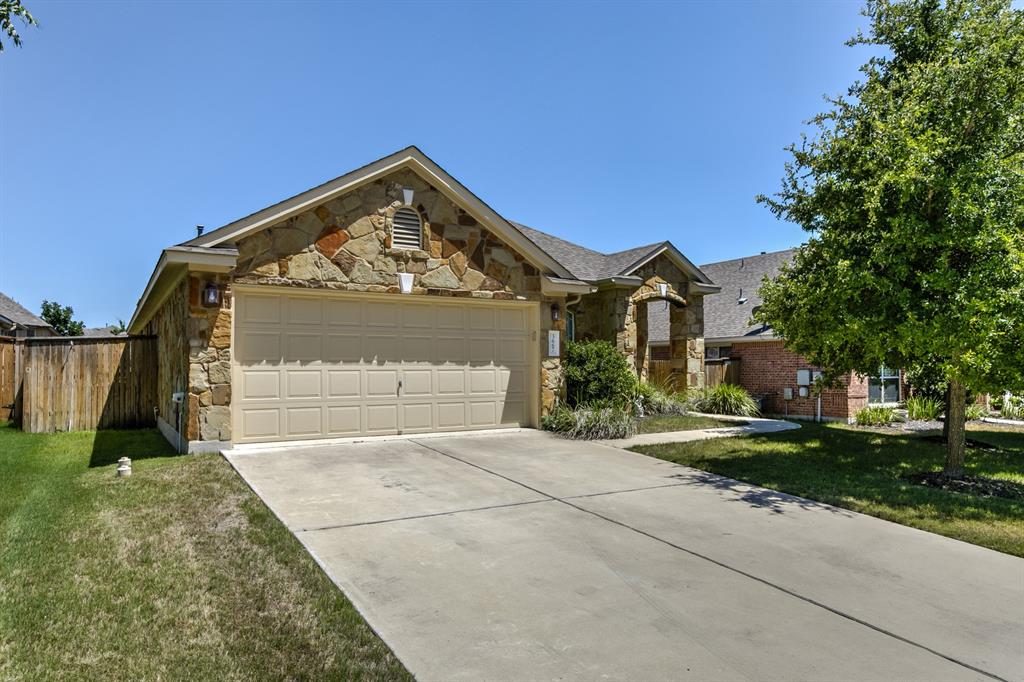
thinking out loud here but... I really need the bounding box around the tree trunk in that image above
[944,380,967,478]
[942,384,951,441]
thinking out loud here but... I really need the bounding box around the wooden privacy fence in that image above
[0,339,16,421]
[705,359,741,388]
[9,336,157,433]
[647,358,742,390]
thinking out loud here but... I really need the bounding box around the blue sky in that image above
[0,0,871,327]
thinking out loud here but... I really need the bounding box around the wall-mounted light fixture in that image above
[550,303,561,322]
[202,282,222,307]
[657,282,669,298]
[402,187,414,205]
[397,272,414,294]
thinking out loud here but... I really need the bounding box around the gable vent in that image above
[391,208,423,250]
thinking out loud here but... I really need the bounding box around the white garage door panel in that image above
[233,291,536,443]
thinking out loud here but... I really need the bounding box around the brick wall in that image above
[728,340,862,421]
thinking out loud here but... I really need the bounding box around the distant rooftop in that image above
[649,248,797,343]
[0,292,50,330]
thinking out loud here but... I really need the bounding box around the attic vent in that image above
[391,208,423,250]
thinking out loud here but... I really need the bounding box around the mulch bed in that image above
[901,472,1024,500]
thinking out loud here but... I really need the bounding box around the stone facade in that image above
[571,253,705,388]
[233,169,542,301]
[143,276,189,439]
[185,273,233,442]
[155,168,566,445]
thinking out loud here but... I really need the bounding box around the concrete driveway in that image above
[226,431,1023,682]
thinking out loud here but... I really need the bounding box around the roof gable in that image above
[185,146,571,279]
[516,224,713,284]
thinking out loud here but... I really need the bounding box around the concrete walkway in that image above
[226,430,1023,682]
[602,413,801,448]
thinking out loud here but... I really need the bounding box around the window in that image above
[869,366,900,404]
[391,207,423,250]
[566,311,575,342]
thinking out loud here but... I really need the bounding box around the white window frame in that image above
[869,367,901,405]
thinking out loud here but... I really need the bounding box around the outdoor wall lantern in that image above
[402,187,415,205]
[550,303,561,322]
[397,272,414,294]
[203,282,222,307]
[657,282,669,298]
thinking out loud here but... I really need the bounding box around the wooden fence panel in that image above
[705,359,741,388]
[19,336,157,433]
[0,338,16,422]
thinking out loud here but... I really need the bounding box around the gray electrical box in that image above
[796,369,811,386]
[783,387,793,400]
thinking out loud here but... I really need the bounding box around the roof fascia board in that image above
[184,147,572,278]
[541,276,598,296]
[689,281,722,295]
[706,334,779,344]
[128,248,238,334]
[594,276,644,289]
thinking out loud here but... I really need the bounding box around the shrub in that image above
[999,395,1023,420]
[541,403,638,440]
[633,382,687,417]
[905,396,943,421]
[965,403,987,421]
[688,384,760,417]
[563,341,635,408]
[855,406,896,426]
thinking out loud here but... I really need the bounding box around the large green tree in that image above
[40,300,84,337]
[757,0,1024,476]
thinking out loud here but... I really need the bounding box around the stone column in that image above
[540,296,566,415]
[613,289,637,374]
[669,294,706,389]
[634,300,649,381]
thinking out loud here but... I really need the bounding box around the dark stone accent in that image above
[470,239,486,270]
[442,239,466,258]
[458,213,478,226]
[480,276,504,291]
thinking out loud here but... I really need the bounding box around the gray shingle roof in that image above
[648,248,796,343]
[0,292,50,329]
[514,222,663,281]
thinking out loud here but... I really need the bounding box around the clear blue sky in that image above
[1,0,871,327]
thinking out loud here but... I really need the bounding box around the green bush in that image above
[541,403,638,440]
[965,403,987,421]
[633,382,687,417]
[999,395,1023,420]
[855,406,896,426]
[563,341,636,408]
[905,396,943,421]
[688,384,760,417]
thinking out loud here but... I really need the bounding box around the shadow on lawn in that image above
[668,467,856,516]
[89,428,179,468]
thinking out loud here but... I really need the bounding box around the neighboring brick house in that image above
[0,293,55,338]
[649,249,902,422]
[128,147,717,451]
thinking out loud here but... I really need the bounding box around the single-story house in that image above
[128,147,719,452]
[648,249,903,422]
[0,293,55,338]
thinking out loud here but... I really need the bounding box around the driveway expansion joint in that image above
[295,498,553,533]
[409,438,1009,682]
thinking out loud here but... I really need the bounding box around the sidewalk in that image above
[600,413,800,448]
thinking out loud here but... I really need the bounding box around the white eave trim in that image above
[127,246,238,335]
[541,276,598,296]
[706,334,779,344]
[620,242,716,286]
[182,146,573,279]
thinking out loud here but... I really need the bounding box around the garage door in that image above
[232,289,538,444]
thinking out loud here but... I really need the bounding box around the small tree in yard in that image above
[757,0,1024,477]
[40,300,84,337]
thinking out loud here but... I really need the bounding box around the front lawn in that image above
[631,422,1024,557]
[0,423,411,681]
[637,414,742,434]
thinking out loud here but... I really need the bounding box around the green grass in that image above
[637,414,742,434]
[0,422,411,681]
[630,422,1024,557]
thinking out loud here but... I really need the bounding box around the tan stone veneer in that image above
[178,168,567,442]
